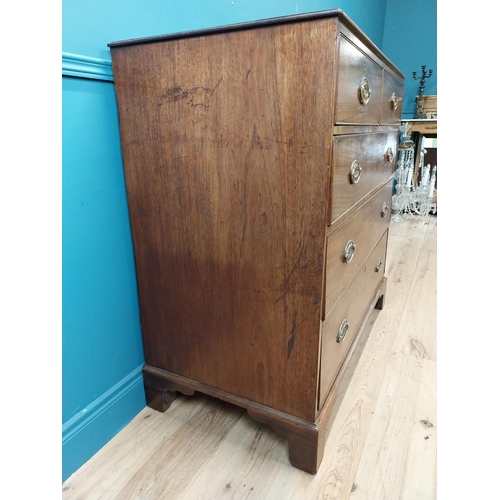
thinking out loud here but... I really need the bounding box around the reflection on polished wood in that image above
[62,217,437,500]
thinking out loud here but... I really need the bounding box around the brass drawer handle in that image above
[343,240,356,263]
[337,319,349,343]
[358,77,371,105]
[375,258,383,273]
[381,202,389,217]
[349,159,362,184]
[390,92,399,111]
[386,147,394,163]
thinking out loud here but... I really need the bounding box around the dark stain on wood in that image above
[287,313,297,359]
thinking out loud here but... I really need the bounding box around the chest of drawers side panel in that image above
[110,18,337,421]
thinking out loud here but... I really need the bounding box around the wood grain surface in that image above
[111,18,337,421]
[62,217,437,499]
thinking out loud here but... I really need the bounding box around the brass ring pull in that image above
[381,202,389,217]
[358,77,371,105]
[349,159,362,184]
[390,93,399,111]
[343,240,356,263]
[386,147,394,163]
[375,258,383,273]
[337,319,349,343]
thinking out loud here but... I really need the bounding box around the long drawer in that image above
[323,180,392,319]
[329,131,397,224]
[319,230,389,409]
[335,35,382,125]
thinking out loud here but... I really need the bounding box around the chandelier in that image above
[391,123,437,222]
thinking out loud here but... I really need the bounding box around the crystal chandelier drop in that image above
[391,124,437,222]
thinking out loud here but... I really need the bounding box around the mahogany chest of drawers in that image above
[108,9,404,474]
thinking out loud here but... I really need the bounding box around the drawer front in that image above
[319,230,389,409]
[335,36,382,125]
[380,70,404,124]
[324,180,392,319]
[330,131,397,224]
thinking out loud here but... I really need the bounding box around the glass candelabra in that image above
[392,123,437,222]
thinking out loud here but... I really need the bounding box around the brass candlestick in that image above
[413,65,433,119]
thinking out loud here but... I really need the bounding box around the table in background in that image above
[402,119,437,201]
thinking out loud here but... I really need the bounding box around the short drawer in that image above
[380,70,404,124]
[323,180,392,319]
[319,230,389,409]
[329,131,397,224]
[335,35,382,125]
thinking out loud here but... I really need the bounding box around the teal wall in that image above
[383,0,437,118]
[63,0,387,59]
[62,71,147,481]
[62,0,436,482]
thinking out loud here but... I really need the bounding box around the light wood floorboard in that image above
[62,216,437,500]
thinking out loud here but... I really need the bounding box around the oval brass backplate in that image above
[337,319,349,343]
[390,92,398,111]
[358,77,371,105]
[349,160,362,184]
[386,147,394,163]
[381,202,389,217]
[343,240,356,263]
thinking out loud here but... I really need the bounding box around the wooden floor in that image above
[62,216,437,500]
